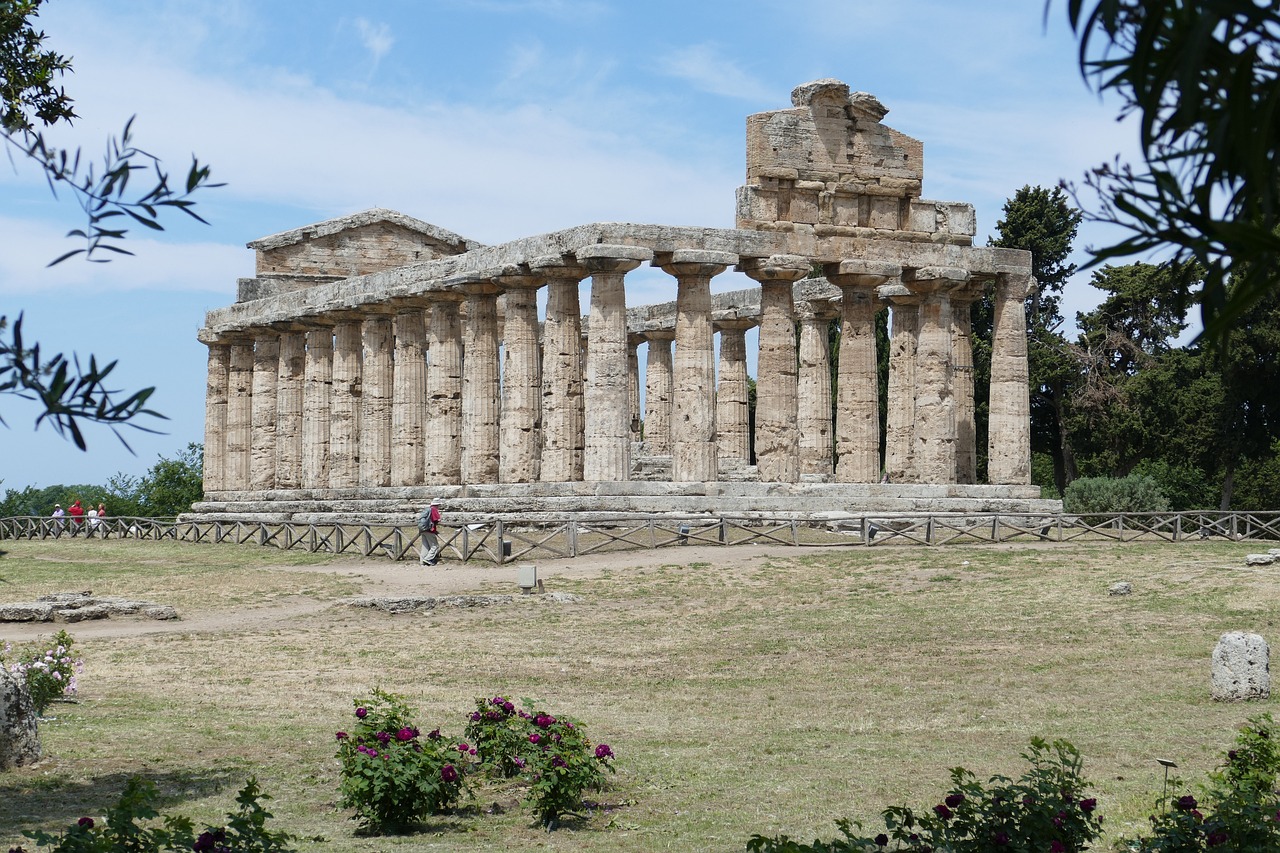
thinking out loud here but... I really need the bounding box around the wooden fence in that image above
[2,511,1278,563]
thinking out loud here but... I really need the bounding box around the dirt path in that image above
[1,544,806,641]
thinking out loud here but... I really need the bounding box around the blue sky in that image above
[1,0,1139,492]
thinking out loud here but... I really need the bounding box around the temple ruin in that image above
[192,80,1052,521]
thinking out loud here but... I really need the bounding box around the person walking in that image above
[417,499,442,566]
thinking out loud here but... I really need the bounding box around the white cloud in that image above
[0,215,245,296]
[354,18,394,68]
[653,44,774,102]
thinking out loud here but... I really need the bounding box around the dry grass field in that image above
[1,536,1276,851]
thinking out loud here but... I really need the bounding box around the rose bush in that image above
[334,689,472,834]
[1,630,83,716]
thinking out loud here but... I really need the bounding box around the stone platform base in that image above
[185,482,1061,525]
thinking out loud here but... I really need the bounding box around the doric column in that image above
[302,326,333,489]
[425,294,464,484]
[531,257,587,483]
[392,305,429,486]
[743,254,810,483]
[359,312,394,488]
[661,249,737,482]
[224,339,254,491]
[275,329,306,490]
[496,272,544,483]
[628,333,643,441]
[454,278,501,484]
[798,301,838,478]
[329,317,363,489]
[951,283,985,484]
[714,319,753,463]
[642,329,675,455]
[988,272,1033,485]
[202,341,229,493]
[904,266,970,485]
[881,287,920,483]
[827,260,900,483]
[577,245,653,482]
[249,331,280,491]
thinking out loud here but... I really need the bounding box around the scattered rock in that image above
[1108,582,1133,596]
[1270,548,1280,558]
[1212,631,1271,701]
[0,592,178,623]
[541,592,583,604]
[337,594,514,614]
[0,667,40,770]
[1245,554,1276,566]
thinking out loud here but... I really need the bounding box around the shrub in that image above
[464,695,617,828]
[334,689,471,834]
[1130,714,1280,851]
[1,630,83,715]
[15,776,292,852]
[1063,474,1170,515]
[747,737,1102,852]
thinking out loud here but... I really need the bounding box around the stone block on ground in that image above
[0,667,41,769]
[1245,553,1276,566]
[1108,582,1133,596]
[1212,631,1271,701]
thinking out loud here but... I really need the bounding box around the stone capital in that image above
[643,328,676,342]
[659,248,737,280]
[825,259,902,289]
[902,266,971,294]
[576,244,653,274]
[798,298,840,321]
[529,254,589,282]
[714,317,757,334]
[739,253,811,283]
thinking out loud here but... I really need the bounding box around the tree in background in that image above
[1,0,219,449]
[0,442,204,518]
[1059,0,1280,340]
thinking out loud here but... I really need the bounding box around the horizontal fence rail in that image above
[2,511,1278,563]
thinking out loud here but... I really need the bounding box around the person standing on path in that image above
[417,499,442,566]
[67,499,84,534]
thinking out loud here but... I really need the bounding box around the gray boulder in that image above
[0,667,41,769]
[1212,631,1271,701]
[1245,554,1276,566]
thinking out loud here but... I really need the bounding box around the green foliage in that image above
[747,738,1102,852]
[0,314,164,451]
[1130,715,1280,851]
[0,0,74,133]
[134,443,203,516]
[464,695,617,828]
[334,689,471,834]
[1129,459,1218,512]
[1,629,81,715]
[515,701,616,828]
[1063,474,1169,514]
[17,776,293,852]
[1061,1,1280,340]
[1,2,220,450]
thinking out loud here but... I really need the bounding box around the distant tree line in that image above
[0,442,204,518]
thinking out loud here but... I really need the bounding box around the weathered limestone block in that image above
[458,282,501,484]
[329,319,363,489]
[302,327,333,489]
[0,667,40,769]
[360,313,395,487]
[0,603,54,622]
[391,308,428,486]
[579,245,652,482]
[643,330,675,456]
[798,301,837,477]
[275,331,305,489]
[663,249,737,482]
[249,333,280,491]
[745,254,810,483]
[1245,553,1276,566]
[202,343,229,492]
[989,272,1033,485]
[714,319,753,463]
[905,267,969,485]
[497,275,543,483]
[829,259,899,483]
[1108,582,1133,596]
[534,259,587,483]
[1212,632,1270,701]
[425,296,464,484]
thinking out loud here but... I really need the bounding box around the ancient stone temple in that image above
[193,80,1051,520]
